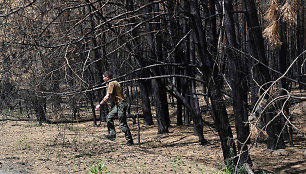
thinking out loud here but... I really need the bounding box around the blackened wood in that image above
[189,0,236,161]
[224,0,252,165]
[139,78,154,125]
[125,0,154,125]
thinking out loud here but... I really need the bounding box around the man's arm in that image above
[95,93,110,110]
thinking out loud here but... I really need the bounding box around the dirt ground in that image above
[0,104,305,174]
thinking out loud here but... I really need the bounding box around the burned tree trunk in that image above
[139,78,154,125]
[125,0,153,126]
[224,0,252,165]
[143,0,170,133]
[244,0,285,150]
[167,0,184,126]
[189,0,237,162]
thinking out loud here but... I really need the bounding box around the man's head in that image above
[103,71,112,82]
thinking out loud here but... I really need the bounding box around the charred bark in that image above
[224,0,252,165]
[189,0,237,162]
[244,0,286,150]
[139,79,154,125]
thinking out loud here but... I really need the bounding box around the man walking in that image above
[95,71,134,146]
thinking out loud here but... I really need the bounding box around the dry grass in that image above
[280,1,297,26]
[0,104,305,174]
[263,0,282,47]
[263,0,297,48]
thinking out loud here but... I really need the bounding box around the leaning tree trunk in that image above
[171,80,208,145]
[207,67,237,164]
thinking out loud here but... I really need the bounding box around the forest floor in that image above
[0,102,305,174]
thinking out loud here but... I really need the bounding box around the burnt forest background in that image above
[0,0,305,173]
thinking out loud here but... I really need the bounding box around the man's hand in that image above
[95,104,101,110]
